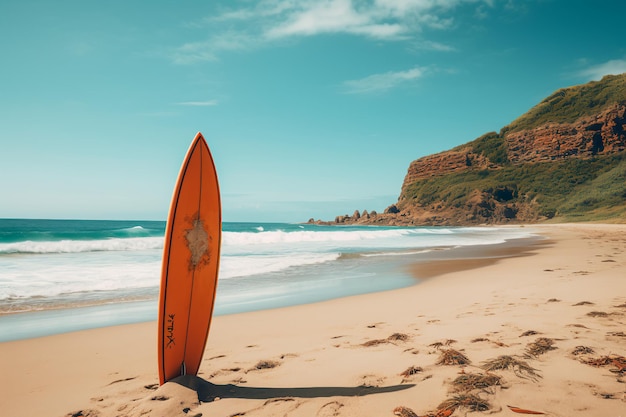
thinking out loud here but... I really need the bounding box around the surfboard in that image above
[158,132,222,385]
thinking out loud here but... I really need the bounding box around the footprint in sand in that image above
[317,400,344,417]
[359,374,386,387]
[206,354,226,360]
[107,376,137,385]
[67,410,100,417]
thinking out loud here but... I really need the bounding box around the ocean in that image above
[0,219,538,342]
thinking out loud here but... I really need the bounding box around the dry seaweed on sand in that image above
[393,406,419,417]
[429,339,457,350]
[507,405,545,414]
[67,411,100,417]
[388,333,411,342]
[524,337,557,357]
[429,341,444,350]
[519,330,539,337]
[480,355,541,381]
[362,333,410,347]
[587,311,609,317]
[571,345,595,355]
[471,337,489,343]
[584,355,626,371]
[612,357,626,372]
[422,409,453,417]
[584,356,614,367]
[438,394,490,412]
[361,338,387,347]
[400,365,423,378]
[451,373,503,392]
[249,360,280,371]
[436,349,471,366]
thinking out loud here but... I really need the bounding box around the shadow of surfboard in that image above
[171,375,415,401]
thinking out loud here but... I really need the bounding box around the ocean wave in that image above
[0,259,161,300]
[0,237,164,254]
[361,248,439,257]
[220,252,340,279]
[223,228,418,246]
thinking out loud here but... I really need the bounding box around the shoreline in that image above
[1,224,624,416]
[0,231,543,342]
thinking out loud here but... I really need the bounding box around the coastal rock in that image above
[384,205,400,214]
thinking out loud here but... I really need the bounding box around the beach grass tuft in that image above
[436,349,471,366]
[480,355,541,380]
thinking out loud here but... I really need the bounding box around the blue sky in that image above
[2,0,626,222]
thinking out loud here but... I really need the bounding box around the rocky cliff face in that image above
[505,103,626,163]
[400,103,626,193]
[312,102,626,226]
[400,149,493,194]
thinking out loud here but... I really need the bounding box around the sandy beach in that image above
[1,223,625,417]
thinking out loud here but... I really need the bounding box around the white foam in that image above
[219,252,340,279]
[0,256,161,299]
[222,228,416,247]
[0,237,164,254]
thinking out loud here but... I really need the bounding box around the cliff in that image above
[312,73,626,226]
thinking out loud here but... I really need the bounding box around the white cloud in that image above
[175,100,219,107]
[410,39,455,52]
[578,59,626,81]
[266,0,406,40]
[343,66,428,94]
[172,41,218,65]
[171,0,493,63]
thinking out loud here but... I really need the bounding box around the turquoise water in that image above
[0,219,537,341]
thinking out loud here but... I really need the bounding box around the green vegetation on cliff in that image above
[467,131,508,165]
[504,73,626,133]
[401,153,626,221]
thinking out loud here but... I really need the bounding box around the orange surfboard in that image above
[158,132,222,385]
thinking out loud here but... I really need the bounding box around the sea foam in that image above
[0,237,164,254]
